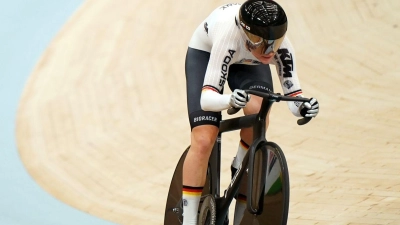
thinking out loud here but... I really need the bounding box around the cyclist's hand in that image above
[229,89,250,108]
[300,97,319,117]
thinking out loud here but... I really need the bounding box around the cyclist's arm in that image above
[199,19,240,112]
[201,87,231,112]
[271,37,304,117]
[200,42,238,112]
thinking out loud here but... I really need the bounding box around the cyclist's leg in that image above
[227,63,274,166]
[227,63,274,225]
[241,95,271,142]
[182,125,218,225]
[183,47,221,225]
[227,63,274,144]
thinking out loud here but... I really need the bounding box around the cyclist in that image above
[182,0,319,224]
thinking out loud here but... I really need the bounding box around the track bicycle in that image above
[164,90,312,225]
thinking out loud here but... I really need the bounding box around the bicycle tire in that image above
[236,142,290,225]
[164,146,213,225]
[265,142,290,225]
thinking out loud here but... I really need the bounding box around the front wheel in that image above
[236,142,290,225]
[263,142,290,225]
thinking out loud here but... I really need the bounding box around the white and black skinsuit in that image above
[185,3,303,128]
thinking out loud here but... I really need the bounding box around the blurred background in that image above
[0,1,115,224]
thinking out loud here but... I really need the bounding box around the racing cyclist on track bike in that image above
[182,0,319,224]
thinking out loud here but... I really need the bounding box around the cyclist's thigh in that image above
[227,63,274,93]
[185,47,221,129]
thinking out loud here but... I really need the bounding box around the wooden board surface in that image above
[16,0,400,224]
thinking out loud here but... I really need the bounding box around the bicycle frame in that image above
[207,90,310,224]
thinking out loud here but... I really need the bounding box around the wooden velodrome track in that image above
[16,0,400,224]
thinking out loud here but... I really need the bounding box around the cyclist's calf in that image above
[183,125,219,187]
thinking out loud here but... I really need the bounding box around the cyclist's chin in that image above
[252,52,275,64]
[257,55,274,64]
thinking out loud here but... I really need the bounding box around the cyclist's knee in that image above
[191,125,219,155]
[243,95,263,115]
[242,95,270,131]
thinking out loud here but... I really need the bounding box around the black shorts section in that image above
[227,63,274,93]
[185,47,210,115]
[189,110,222,129]
[186,47,221,129]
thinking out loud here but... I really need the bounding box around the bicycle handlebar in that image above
[227,90,312,125]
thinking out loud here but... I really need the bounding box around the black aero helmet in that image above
[238,0,288,54]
